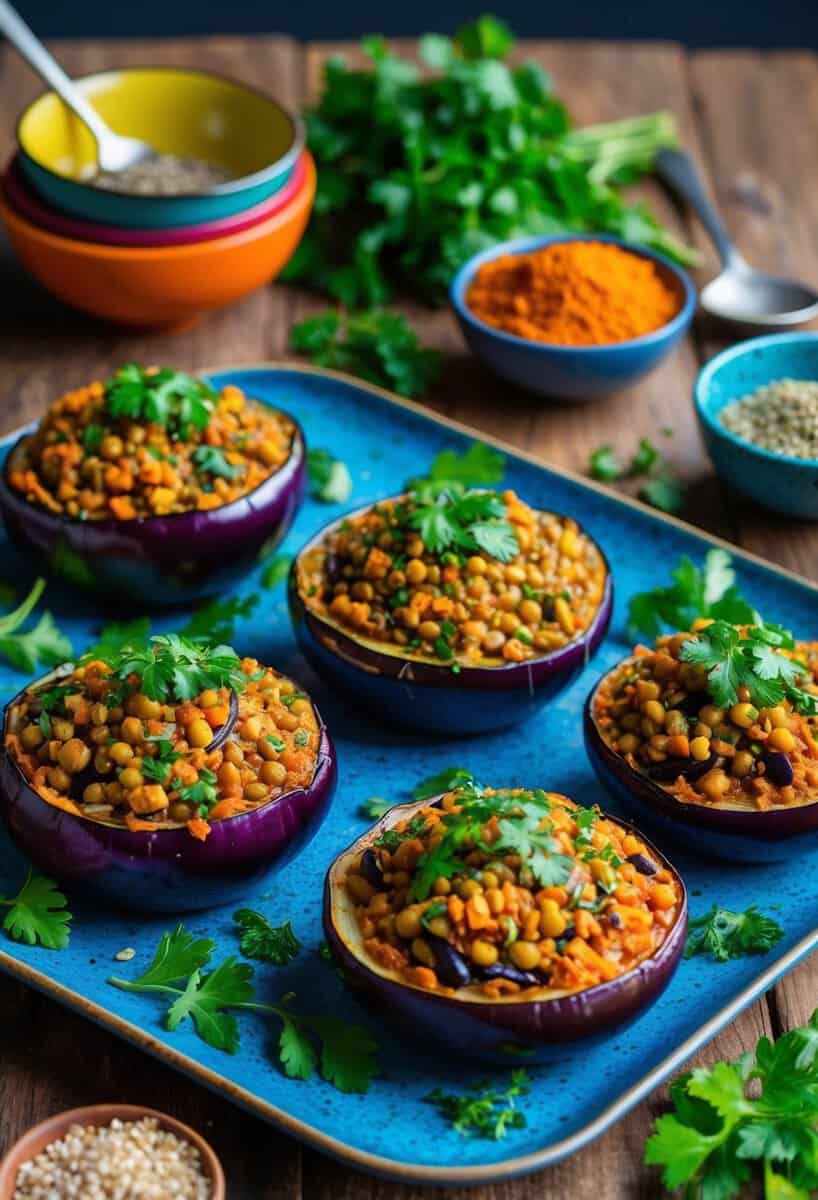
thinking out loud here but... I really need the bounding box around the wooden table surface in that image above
[0,32,816,1199]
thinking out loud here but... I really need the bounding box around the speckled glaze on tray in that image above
[0,365,815,1185]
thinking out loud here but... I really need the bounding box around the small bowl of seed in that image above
[695,331,818,519]
[0,1105,225,1199]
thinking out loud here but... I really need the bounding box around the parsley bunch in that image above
[105,364,215,440]
[680,620,818,715]
[645,1009,818,1198]
[685,905,784,963]
[426,1070,531,1139]
[291,309,442,399]
[406,488,518,562]
[83,632,246,705]
[109,925,378,1092]
[283,16,695,308]
[628,550,757,641]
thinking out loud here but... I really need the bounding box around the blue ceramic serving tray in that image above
[0,364,816,1186]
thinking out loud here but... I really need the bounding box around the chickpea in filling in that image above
[595,626,818,810]
[6,647,319,841]
[7,364,296,521]
[298,490,607,665]
[340,787,681,997]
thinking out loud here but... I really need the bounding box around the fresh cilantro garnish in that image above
[0,578,72,674]
[645,1008,818,1197]
[233,909,301,965]
[105,363,215,440]
[85,633,246,706]
[426,1070,531,1139]
[266,734,286,752]
[589,445,623,482]
[411,767,478,801]
[680,620,818,714]
[175,767,220,815]
[281,692,307,708]
[307,448,352,503]
[193,445,241,480]
[291,308,442,399]
[261,554,292,590]
[358,796,392,819]
[407,489,518,561]
[283,17,695,309]
[640,476,684,514]
[82,423,104,454]
[179,594,258,646]
[141,739,182,785]
[685,905,785,962]
[0,870,71,949]
[84,617,152,662]
[627,550,757,641]
[109,924,378,1092]
[375,815,430,852]
[408,442,506,492]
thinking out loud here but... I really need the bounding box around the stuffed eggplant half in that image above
[291,487,612,734]
[0,365,305,603]
[324,785,686,1061]
[1,634,335,910]
[586,622,818,861]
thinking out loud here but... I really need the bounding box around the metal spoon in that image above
[655,147,818,329]
[0,0,155,175]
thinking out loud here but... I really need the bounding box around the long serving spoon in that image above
[0,0,156,175]
[655,147,818,329]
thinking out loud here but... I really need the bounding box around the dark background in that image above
[10,0,818,47]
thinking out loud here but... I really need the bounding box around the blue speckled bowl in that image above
[695,332,818,519]
[450,234,696,402]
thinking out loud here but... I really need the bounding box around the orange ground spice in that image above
[465,240,681,346]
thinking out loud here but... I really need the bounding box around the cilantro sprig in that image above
[233,909,301,965]
[680,620,818,714]
[0,870,71,949]
[407,442,506,493]
[685,905,784,963]
[407,489,518,561]
[645,1009,818,1198]
[105,363,215,440]
[628,550,757,641]
[307,448,353,504]
[0,578,72,674]
[426,1070,531,1139]
[108,925,378,1092]
[83,632,246,706]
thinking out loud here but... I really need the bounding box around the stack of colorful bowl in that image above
[0,67,315,331]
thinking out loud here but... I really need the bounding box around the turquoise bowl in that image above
[450,234,696,402]
[695,332,818,519]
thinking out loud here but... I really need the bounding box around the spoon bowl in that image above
[700,262,818,328]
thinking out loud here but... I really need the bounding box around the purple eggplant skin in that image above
[0,671,336,913]
[0,419,306,606]
[584,662,818,864]
[323,797,687,1063]
[289,500,614,736]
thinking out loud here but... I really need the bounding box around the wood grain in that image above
[0,33,813,1198]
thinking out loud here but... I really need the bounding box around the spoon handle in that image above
[655,148,740,270]
[0,0,109,147]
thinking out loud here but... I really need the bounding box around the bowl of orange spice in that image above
[451,234,695,401]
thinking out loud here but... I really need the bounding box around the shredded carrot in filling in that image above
[341,787,682,997]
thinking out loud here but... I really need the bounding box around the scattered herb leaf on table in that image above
[0,871,71,949]
[685,905,785,962]
[426,1069,532,1139]
[234,909,301,965]
[0,578,72,674]
[307,448,353,503]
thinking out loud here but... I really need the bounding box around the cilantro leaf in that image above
[165,958,254,1052]
[685,905,784,962]
[307,448,353,503]
[307,1016,380,1094]
[179,594,258,646]
[0,579,72,674]
[105,364,214,440]
[278,1013,317,1080]
[409,442,506,491]
[629,437,659,476]
[88,632,246,706]
[233,909,301,965]
[193,445,241,480]
[411,767,477,801]
[84,617,152,662]
[0,871,71,949]
[627,550,758,640]
[639,476,684,513]
[111,924,215,988]
[261,554,292,590]
[358,796,392,819]
[407,490,518,562]
[426,1070,531,1139]
[589,445,623,482]
[679,620,816,714]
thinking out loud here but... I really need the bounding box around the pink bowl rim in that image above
[3,152,308,247]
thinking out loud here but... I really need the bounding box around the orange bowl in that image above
[0,152,315,331]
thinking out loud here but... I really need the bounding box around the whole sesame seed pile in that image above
[719,378,818,460]
[13,1116,211,1199]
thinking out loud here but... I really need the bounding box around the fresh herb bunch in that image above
[0,870,71,949]
[680,620,818,715]
[685,905,784,962]
[405,487,518,561]
[234,909,301,965]
[105,364,215,440]
[108,925,378,1092]
[645,1008,818,1198]
[426,1070,531,1139]
[83,632,246,705]
[407,786,578,901]
[291,309,442,398]
[283,16,695,308]
[307,448,353,503]
[0,578,72,674]
[628,550,757,641]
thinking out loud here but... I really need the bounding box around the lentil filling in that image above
[338,787,682,998]
[7,364,296,521]
[4,637,320,841]
[297,489,608,666]
[594,627,818,810]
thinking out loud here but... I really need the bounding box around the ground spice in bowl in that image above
[465,239,681,346]
[719,378,818,460]
[92,154,235,196]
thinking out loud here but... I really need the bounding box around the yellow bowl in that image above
[17,67,304,228]
[0,152,316,331]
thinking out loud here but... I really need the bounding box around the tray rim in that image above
[0,359,816,1186]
